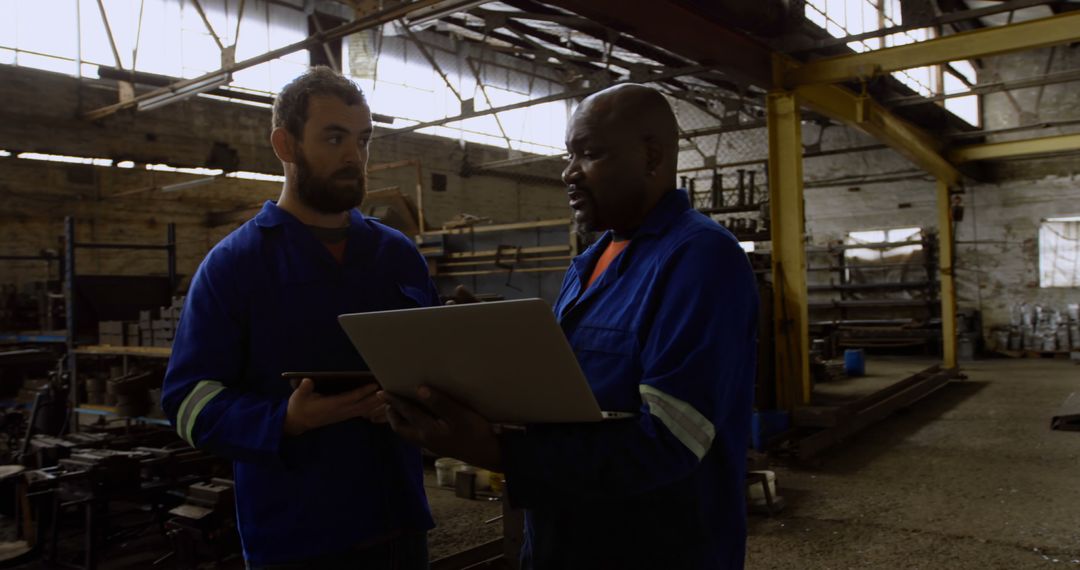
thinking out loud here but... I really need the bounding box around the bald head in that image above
[561,84,681,235]
[576,84,680,173]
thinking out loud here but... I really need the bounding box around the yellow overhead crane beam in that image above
[792,82,961,186]
[784,10,1080,87]
[949,132,1080,163]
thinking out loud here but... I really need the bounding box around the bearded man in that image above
[163,67,436,569]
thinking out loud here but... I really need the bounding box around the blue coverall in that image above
[162,201,436,565]
[501,189,759,569]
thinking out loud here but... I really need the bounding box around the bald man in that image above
[382,84,758,569]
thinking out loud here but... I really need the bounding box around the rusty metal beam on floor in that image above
[784,10,1080,87]
[948,132,1080,162]
[796,366,959,459]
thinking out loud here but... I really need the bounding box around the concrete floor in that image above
[747,357,1080,569]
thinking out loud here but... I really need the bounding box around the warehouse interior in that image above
[1,0,1079,567]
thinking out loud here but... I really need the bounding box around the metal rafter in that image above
[886,68,1080,108]
[190,0,227,52]
[787,0,1056,54]
[309,13,341,71]
[403,26,464,102]
[543,0,772,88]
[83,0,445,120]
[784,10,1080,87]
[374,64,718,138]
[466,59,515,150]
[502,0,746,95]
[437,17,614,80]
[95,0,125,70]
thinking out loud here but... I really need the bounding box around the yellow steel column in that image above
[767,89,811,409]
[936,179,958,369]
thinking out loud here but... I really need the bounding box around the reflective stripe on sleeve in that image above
[639,384,716,461]
[176,380,226,447]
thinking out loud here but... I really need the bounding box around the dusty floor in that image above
[425,470,504,560]
[3,357,1077,568]
[746,357,1080,569]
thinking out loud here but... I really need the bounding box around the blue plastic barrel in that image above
[751,410,790,451]
[843,348,866,376]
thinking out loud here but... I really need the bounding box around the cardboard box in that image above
[151,322,175,341]
[98,321,124,341]
[99,333,124,346]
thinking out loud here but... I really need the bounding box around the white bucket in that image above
[455,464,491,490]
[747,470,777,502]
[435,458,465,487]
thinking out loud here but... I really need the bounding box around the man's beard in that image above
[295,148,367,215]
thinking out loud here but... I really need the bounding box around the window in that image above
[846,227,923,260]
[844,227,925,286]
[1040,217,1080,288]
[345,31,568,155]
[804,0,980,126]
[1,0,567,154]
[1,0,308,93]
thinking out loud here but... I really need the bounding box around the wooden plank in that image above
[74,345,172,358]
[421,218,571,237]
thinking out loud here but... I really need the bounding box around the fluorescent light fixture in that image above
[1047,216,1080,222]
[146,163,224,176]
[227,171,286,182]
[161,176,219,193]
[17,152,112,166]
[403,0,489,26]
[116,160,135,168]
[137,72,231,112]
[739,241,756,253]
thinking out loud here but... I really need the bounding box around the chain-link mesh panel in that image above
[668,94,773,243]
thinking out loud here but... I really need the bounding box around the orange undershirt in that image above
[323,240,347,264]
[587,239,630,289]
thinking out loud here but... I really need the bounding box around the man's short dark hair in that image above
[272,66,367,138]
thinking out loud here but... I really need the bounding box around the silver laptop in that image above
[338,299,613,424]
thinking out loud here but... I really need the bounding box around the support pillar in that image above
[767,90,811,410]
[936,179,958,369]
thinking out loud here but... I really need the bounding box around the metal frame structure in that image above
[63,217,176,433]
[766,90,810,409]
[82,0,445,120]
[54,0,1074,411]
[535,0,1080,409]
[783,11,1080,87]
[949,132,1080,162]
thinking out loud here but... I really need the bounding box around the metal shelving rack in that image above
[684,167,770,243]
[806,235,939,314]
[64,216,176,432]
[806,233,942,353]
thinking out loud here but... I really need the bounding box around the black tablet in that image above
[281,371,378,395]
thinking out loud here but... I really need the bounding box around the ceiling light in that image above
[161,176,219,193]
[137,73,231,112]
